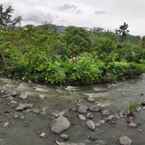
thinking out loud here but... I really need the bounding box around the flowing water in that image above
[0,75,145,145]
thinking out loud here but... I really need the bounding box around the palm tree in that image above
[116,22,129,42]
[0,4,22,27]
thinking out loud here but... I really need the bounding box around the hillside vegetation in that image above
[0,24,145,85]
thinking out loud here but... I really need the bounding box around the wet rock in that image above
[78,105,88,114]
[40,132,46,138]
[11,90,19,97]
[60,134,69,141]
[128,121,137,128]
[52,110,67,118]
[51,116,71,134]
[3,122,9,128]
[93,87,108,92]
[20,115,25,120]
[101,109,110,116]
[35,87,48,92]
[95,140,106,145]
[19,92,30,100]
[56,141,85,145]
[39,94,46,100]
[88,134,98,141]
[86,120,95,131]
[88,105,100,112]
[78,114,86,121]
[105,115,115,121]
[65,86,78,91]
[32,108,40,114]
[41,107,47,115]
[16,103,33,111]
[138,128,143,133]
[96,120,105,127]
[119,136,132,145]
[17,83,28,91]
[10,100,17,105]
[87,96,95,103]
[86,112,94,119]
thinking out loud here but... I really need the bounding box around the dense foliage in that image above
[0,24,145,85]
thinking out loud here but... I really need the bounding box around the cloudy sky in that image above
[1,0,145,35]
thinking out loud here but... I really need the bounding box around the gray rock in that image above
[19,92,30,99]
[39,94,46,100]
[78,105,88,114]
[11,90,19,97]
[51,116,71,134]
[88,134,98,141]
[101,109,110,116]
[65,86,78,91]
[95,140,106,145]
[128,121,137,128]
[78,114,86,121]
[32,108,40,114]
[3,122,9,128]
[16,103,33,111]
[105,115,115,121]
[40,132,46,138]
[60,134,69,141]
[56,141,85,145]
[86,112,94,119]
[119,136,132,145]
[86,120,95,131]
[89,105,100,112]
[87,96,95,103]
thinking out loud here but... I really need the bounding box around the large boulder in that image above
[51,116,71,134]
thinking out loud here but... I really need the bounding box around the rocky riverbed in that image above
[0,75,145,145]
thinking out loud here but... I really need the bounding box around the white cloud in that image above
[1,0,145,35]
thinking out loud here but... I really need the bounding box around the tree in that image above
[64,26,92,58]
[116,22,129,42]
[0,4,22,27]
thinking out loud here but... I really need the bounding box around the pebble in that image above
[78,105,88,114]
[89,105,100,112]
[78,114,86,121]
[86,120,95,131]
[19,92,30,100]
[87,96,95,103]
[86,112,94,119]
[101,109,110,116]
[119,136,132,145]
[3,122,9,128]
[60,134,69,141]
[128,122,137,128]
[88,134,98,141]
[40,132,46,138]
[16,103,33,111]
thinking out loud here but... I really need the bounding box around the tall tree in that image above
[116,22,129,42]
[0,4,22,27]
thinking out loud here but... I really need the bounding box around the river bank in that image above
[0,76,145,145]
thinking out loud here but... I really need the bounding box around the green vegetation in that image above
[1,5,145,85]
[128,101,140,113]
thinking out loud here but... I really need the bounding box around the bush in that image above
[0,25,145,85]
[66,53,105,83]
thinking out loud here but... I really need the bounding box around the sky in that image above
[1,0,145,35]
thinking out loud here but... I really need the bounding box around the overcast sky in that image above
[1,0,145,35]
